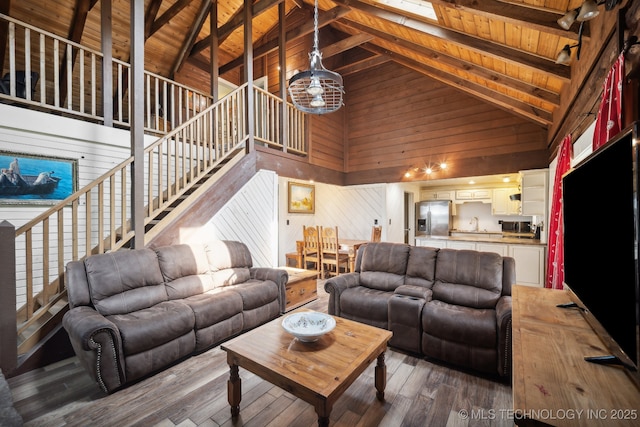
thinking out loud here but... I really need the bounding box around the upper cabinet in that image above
[520,169,549,216]
[455,189,492,202]
[492,187,521,215]
[421,190,455,201]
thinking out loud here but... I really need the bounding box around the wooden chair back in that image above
[302,225,321,271]
[371,225,382,242]
[320,226,349,278]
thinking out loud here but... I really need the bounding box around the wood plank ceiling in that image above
[5,0,601,128]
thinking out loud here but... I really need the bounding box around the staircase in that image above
[2,81,306,376]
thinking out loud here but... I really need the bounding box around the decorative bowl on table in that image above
[281,311,336,342]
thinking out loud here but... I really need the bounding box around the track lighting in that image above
[556,22,584,65]
[576,0,600,21]
[557,1,619,30]
[557,10,578,30]
[404,162,448,179]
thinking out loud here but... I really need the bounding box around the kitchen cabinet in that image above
[421,190,454,201]
[508,244,546,287]
[415,238,447,249]
[446,240,477,250]
[455,189,492,202]
[520,170,548,216]
[491,187,521,216]
[476,242,509,256]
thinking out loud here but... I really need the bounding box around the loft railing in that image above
[13,85,249,355]
[0,12,306,147]
[254,87,306,154]
[0,12,212,135]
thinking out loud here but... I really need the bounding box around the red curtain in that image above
[545,135,572,289]
[593,52,625,151]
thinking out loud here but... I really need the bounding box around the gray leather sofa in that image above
[324,242,514,377]
[63,240,287,393]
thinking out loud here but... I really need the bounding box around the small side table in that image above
[281,267,318,312]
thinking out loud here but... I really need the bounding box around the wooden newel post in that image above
[0,220,17,376]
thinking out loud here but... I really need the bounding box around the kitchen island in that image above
[415,234,546,287]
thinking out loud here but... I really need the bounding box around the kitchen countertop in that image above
[416,234,546,246]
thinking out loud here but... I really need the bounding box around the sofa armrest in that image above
[324,272,360,316]
[250,267,289,313]
[394,284,433,301]
[62,306,125,393]
[496,295,512,377]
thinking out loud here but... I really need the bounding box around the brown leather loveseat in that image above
[63,240,287,393]
[324,242,514,377]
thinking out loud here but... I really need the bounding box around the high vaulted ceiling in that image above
[5,0,613,128]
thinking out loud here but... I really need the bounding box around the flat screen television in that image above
[562,121,639,384]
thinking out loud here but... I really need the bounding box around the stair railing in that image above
[13,84,249,355]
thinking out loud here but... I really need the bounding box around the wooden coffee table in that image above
[220,310,393,426]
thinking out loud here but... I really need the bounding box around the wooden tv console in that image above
[512,285,640,427]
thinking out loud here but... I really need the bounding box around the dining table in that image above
[294,238,369,273]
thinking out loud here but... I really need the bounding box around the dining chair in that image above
[302,225,322,272]
[371,225,382,242]
[320,226,350,279]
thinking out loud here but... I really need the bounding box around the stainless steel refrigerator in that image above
[416,200,452,236]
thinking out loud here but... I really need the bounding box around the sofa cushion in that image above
[211,268,251,287]
[156,244,216,299]
[182,290,244,330]
[205,240,253,270]
[164,275,216,299]
[339,286,394,329]
[422,300,497,348]
[85,249,167,316]
[107,300,195,356]
[432,249,503,308]
[359,243,410,291]
[405,246,438,289]
[155,244,210,280]
[228,279,279,311]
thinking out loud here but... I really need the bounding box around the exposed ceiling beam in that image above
[150,0,191,37]
[215,6,351,75]
[336,20,560,107]
[171,0,212,77]
[190,0,285,57]
[331,0,570,81]
[427,0,588,40]
[333,53,390,76]
[144,0,163,38]
[321,33,373,58]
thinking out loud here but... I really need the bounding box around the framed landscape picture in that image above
[288,182,315,214]
[0,151,78,205]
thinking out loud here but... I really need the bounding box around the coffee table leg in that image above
[315,402,331,427]
[375,351,387,401]
[228,364,241,417]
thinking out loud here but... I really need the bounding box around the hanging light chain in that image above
[313,0,319,53]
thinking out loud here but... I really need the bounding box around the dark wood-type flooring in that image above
[8,279,513,427]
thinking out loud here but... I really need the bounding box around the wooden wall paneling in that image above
[342,61,547,181]
[308,109,345,172]
[256,147,345,185]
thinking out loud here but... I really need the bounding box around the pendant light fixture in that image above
[288,0,344,114]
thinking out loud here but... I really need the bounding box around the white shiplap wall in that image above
[193,170,279,268]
